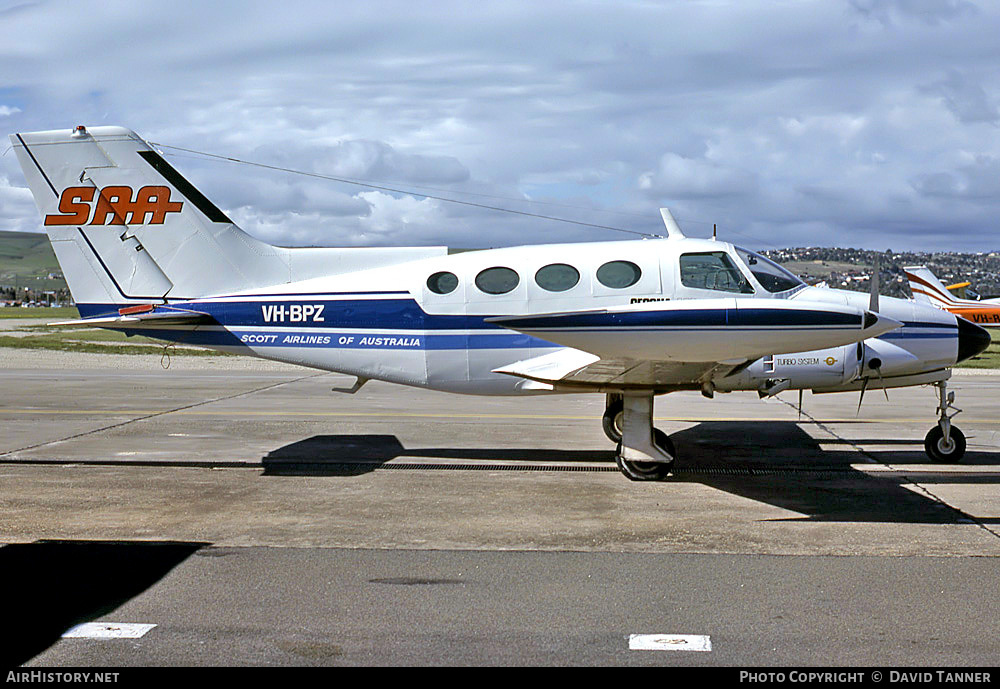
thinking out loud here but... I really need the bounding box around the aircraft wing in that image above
[50,305,215,328]
[492,348,732,391]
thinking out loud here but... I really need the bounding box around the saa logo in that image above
[45,186,183,226]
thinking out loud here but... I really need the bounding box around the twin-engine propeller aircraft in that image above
[906,266,1000,327]
[10,126,992,479]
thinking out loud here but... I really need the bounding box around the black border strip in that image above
[15,134,58,197]
[137,149,232,223]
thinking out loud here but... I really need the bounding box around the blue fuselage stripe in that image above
[79,298,496,331]
[495,308,864,330]
[77,298,958,351]
[130,328,546,350]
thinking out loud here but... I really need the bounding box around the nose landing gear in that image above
[925,380,966,463]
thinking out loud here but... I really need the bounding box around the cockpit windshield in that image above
[734,247,805,294]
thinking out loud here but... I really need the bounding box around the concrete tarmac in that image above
[2,350,999,666]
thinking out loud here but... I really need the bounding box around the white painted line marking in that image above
[62,622,157,639]
[629,634,712,652]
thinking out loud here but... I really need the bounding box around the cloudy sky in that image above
[2,0,999,252]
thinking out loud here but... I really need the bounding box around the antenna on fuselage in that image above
[659,208,686,239]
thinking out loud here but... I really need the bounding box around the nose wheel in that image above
[607,392,675,481]
[925,380,966,463]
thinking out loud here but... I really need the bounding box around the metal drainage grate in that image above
[268,462,865,477]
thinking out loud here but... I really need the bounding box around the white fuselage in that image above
[115,237,961,396]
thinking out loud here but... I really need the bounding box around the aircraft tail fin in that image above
[10,126,446,315]
[904,266,961,308]
[10,126,294,311]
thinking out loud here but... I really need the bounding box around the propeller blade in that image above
[856,377,869,416]
[875,366,889,401]
[869,255,880,313]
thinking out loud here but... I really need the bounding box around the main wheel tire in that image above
[615,428,675,481]
[602,399,624,443]
[924,425,966,463]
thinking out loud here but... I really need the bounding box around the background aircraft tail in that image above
[904,266,960,307]
[10,126,444,312]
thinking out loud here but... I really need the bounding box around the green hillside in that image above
[0,230,66,291]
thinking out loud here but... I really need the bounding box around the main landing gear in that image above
[925,380,966,463]
[603,393,675,481]
[602,379,967,476]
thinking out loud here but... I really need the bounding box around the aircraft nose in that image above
[956,317,991,363]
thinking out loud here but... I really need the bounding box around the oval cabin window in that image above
[534,263,580,292]
[596,260,641,289]
[475,267,520,295]
[427,271,459,295]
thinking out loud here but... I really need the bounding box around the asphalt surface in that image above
[2,350,999,666]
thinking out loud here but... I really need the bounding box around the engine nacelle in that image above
[716,344,860,395]
[716,337,927,396]
[856,338,922,378]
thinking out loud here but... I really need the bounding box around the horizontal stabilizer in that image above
[50,305,215,329]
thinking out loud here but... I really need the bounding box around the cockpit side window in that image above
[679,252,754,294]
[734,247,804,294]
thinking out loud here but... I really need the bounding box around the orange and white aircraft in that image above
[905,266,1000,327]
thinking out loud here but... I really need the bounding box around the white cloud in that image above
[848,0,978,26]
[0,174,41,232]
[639,153,757,199]
[1,1,999,251]
[920,69,999,125]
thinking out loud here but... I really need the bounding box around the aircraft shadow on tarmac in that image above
[0,539,207,667]
[262,434,613,475]
[262,422,998,525]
